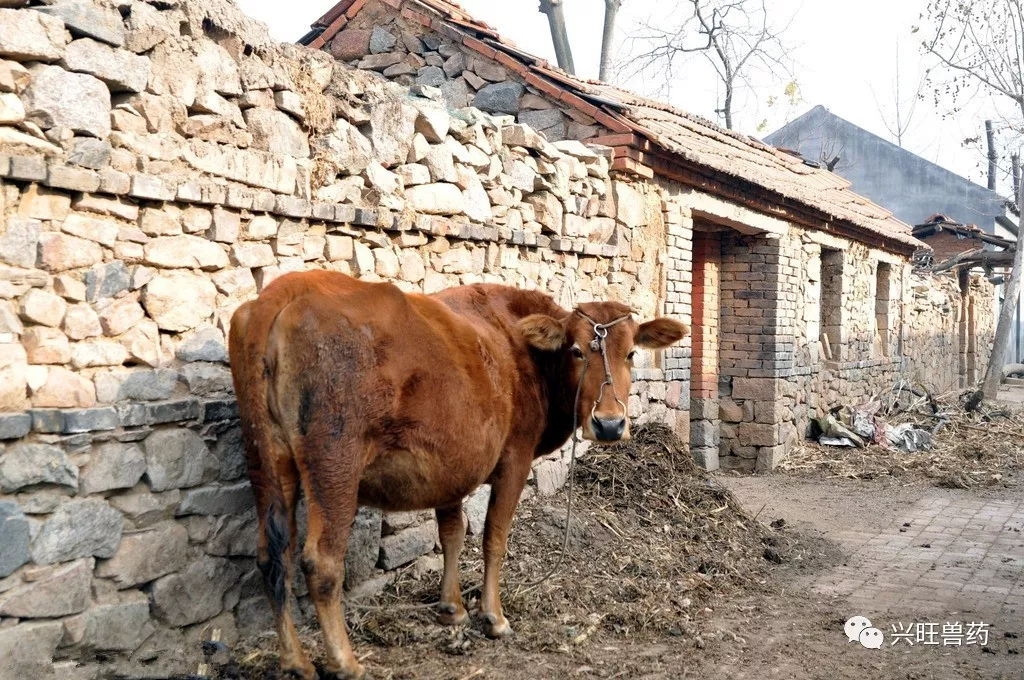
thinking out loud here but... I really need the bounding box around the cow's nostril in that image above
[591,416,626,441]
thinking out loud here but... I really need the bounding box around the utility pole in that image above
[985,119,997,191]
[599,0,622,82]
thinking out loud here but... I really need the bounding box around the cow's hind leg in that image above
[295,441,364,679]
[255,456,314,679]
[435,502,468,626]
[479,457,531,638]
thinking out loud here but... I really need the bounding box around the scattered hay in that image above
[227,425,794,679]
[780,390,1024,487]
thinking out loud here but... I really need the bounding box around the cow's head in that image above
[520,302,689,442]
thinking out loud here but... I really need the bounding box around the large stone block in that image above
[96,521,188,587]
[37,232,104,273]
[176,325,227,363]
[19,289,67,328]
[34,0,126,46]
[84,261,130,301]
[0,343,28,410]
[62,592,154,652]
[22,326,71,365]
[143,427,218,492]
[144,235,228,270]
[107,488,180,529]
[61,38,150,92]
[737,421,779,447]
[378,520,436,571]
[406,183,466,215]
[0,557,92,617]
[732,377,778,401]
[176,481,254,516]
[473,81,524,115]
[0,8,65,61]
[0,217,40,268]
[23,64,111,138]
[243,108,309,158]
[0,501,30,577]
[150,555,240,626]
[80,442,145,494]
[330,29,371,61]
[0,621,64,680]
[30,498,123,565]
[142,271,217,332]
[31,365,96,408]
[206,512,257,557]
[534,456,568,496]
[62,213,119,247]
[0,442,78,493]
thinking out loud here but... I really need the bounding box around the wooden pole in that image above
[985,120,998,191]
[982,172,1024,397]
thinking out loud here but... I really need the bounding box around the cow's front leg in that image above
[479,457,531,638]
[435,502,468,626]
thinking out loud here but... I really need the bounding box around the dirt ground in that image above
[219,423,1023,680]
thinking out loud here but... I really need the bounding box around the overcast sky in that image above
[236,0,1013,198]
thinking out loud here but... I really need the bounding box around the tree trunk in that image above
[723,82,733,129]
[539,0,575,74]
[1013,153,1020,205]
[985,119,997,191]
[982,176,1024,398]
[599,0,622,82]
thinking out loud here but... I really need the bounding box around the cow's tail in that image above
[228,298,290,613]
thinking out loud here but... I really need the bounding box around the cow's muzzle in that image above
[591,415,626,442]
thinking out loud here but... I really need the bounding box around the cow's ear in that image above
[635,318,689,348]
[519,314,566,351]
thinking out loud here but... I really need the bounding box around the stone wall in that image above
[0,1,685,677]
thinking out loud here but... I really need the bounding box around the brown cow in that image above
[228,270,688,679]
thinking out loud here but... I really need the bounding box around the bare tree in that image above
[921,0,1024,398]
[600,0,623,82]
[870,41,925,148]
[540,0,575,74]
[621,0,794,129]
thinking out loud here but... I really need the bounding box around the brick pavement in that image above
[813,494,1024,618]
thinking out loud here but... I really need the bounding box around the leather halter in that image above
[574,309,632,423]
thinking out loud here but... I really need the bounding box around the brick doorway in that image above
[689,228,722,469]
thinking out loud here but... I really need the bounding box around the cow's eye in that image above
[627,350,637,362]
[570,346,584,360]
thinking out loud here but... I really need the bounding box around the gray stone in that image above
[378,520,436,570]
[23,64,111,138]
[107,488,180,529]
[443,52,465,77]
[123,0,173,53]
[464,484,490,535]
[0,217,40,269]
[213,426,246,481]
[62,38,150,92]
[440,77,471,109]
[176,481,253,516]
[369,98,418,167]
[473,81,524,115]
[150,556,241,626]
[80,442,145,494]
[520,108,564,139]
[118,369,178,401]
[29,409,63,434]
[369,26,397,53]
[0,501,29,577]
[145,398,202,424]
[206,512,257,557]
[0,413,31,440]
[415,65,446,87]
[30,498,123,565]
[143,427,218,491]
[0,621,64,680]
[35,1,126,46]
[0,557,92,617]
[84,261,130,302]
[243,108,309,158]
[96,521,188,587]
[345,506,382,588]
[62,406,118,433]
[0,8,65,62]
[176,326,228,363]
[62,592,153,652]
[179,362,233,397]
[0,443,78,493]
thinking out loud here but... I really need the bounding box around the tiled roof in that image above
[302,0,924,253]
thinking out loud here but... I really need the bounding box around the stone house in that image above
[0,0,995,676]
[299,0,990,471]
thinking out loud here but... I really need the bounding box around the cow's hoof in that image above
[282,664,317,680]
[437,602,469,626]
[482,612,514,639]
[318,661,365,680]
